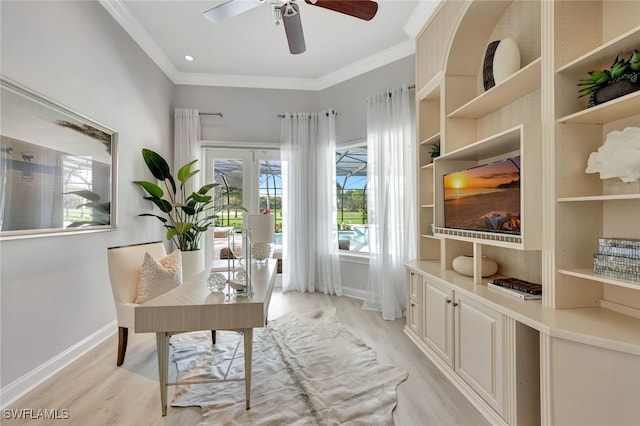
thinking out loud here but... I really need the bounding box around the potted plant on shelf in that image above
[578,49,640,107]
[133,148,244,278]
[430,143,441,162]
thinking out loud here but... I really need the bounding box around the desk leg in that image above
[243,328,253,410]
[156,332,170,416]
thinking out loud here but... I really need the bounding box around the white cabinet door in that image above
[423,277,455,368]
[407,271,423,336]
[455,293,504,415]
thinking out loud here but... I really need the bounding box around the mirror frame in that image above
[0,76,117,239]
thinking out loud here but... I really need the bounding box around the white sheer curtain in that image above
[174,108,202,255]
[174,108,201,188]
[363,85,416,320]
[280,110,342,295]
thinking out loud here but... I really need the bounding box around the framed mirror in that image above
[0,76,117,239]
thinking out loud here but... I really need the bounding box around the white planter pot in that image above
[181,250,205,281]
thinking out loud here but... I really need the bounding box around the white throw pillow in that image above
[135,250,182,304]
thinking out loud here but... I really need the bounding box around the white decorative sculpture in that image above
[452,255,498,278]
[483,38,521,90]
[492,38,521,84]
[585,127,640,183]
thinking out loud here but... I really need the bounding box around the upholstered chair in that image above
[107,241,167,366]
[108,241,217,366]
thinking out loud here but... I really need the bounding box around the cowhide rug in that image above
[170,308,408,425]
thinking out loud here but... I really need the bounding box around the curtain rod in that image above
[200,112,223,117]
[278,110,338,119]
[276,85,416,118]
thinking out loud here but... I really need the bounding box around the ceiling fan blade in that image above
[203,0,265,23]
[281,2,306,55]
[304,0,378,21]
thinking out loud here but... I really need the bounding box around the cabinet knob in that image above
[453,302,459,307]
[410,272,415,276]
[446,298,452,304]
[411,302,416,307]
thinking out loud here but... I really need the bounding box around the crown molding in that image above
[404,0,442,38]
[316,40,415,90]
[175,40,414,91]
[99,0,179,81]
[100,0,428,91]
[173,72,321,91]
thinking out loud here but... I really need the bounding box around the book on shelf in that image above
[598,237,640,259]
[488,282,542,300]
[593,237,640,282]
[491,277,542,295]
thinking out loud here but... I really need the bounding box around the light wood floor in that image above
[3,290,489,425]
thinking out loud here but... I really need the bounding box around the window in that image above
[204,148,281,260]
[258,159,283,241]
[335,145,369,253]
[212,157,245,229]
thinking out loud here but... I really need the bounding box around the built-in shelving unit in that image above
[448,57,541,119]
[557,193,640,202]
[433,125,541,251]
[556,25,640,74]
[552,0,640,318]
[408,1,640,425]
[558,90,640,124]
[416,74,443,261]
[558,268,640,292]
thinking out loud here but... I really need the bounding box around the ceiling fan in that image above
[203,0,378,55]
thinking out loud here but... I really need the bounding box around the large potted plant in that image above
[133,148,238,278]
[578,50,640,107]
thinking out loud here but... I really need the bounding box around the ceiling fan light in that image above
[281,2,306,54]
[282,2,298,17]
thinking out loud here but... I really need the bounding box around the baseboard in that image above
[403,327,508,426]
[0,320,117,409]
[341,286,369,300]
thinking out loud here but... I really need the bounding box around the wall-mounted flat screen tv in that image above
[443,156,521,235]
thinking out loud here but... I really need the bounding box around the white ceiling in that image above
[99,0,440,90]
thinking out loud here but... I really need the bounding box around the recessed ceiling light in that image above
[185,55,194,61]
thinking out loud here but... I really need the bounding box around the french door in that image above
[203,147,282,262]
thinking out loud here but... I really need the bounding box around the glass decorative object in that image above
[207,272,227,292]
[226,228,253,297]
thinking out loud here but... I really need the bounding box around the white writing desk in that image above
[135,259,277,416]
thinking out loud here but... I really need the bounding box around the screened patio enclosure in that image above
[211,147,368,254]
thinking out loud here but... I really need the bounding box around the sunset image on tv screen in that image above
[443,156,521,234]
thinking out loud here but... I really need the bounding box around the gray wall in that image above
[175,55,415,145]
[0,1,173,388]
[174,86,318,143]
[319,55,415,144]
[0,0,414,393]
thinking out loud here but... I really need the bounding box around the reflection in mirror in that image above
[0,77,117,238]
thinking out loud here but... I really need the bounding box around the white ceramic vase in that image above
[181,250,205,281]
[252,242,272,262]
